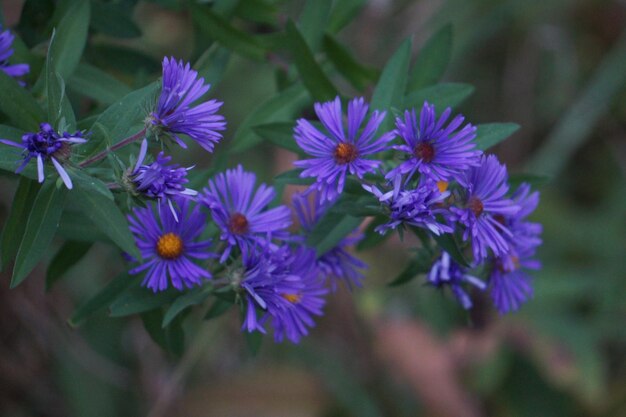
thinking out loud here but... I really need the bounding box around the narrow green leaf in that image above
[11,182,67,288]
[191,4,265,60]
[204,298,234,320]
[142,309,185,357]
[48,0,90,79]
[90,1,141,38]
[474,123,520,150]
[0,124,24,141]
[0,70,45,130]
[0,178,38,270]
[404,83,474,110]
[252,122,303,155]
[285,20,338,101]
[71,181,140,259]
[162,285,214,328]
[46,241,92,291]
[432,233,470,268]
[407,25,453,92]
[307,211,362,256]
[109,286,177,317]
[69,272,138,327]
[68,63,132,105]
[371,38,412,130]
[323,34,378,91]
[299,0,332,51]
[356,216,391,251]
[234,0,278,25]
[58,210,109,242]
[508,173,551,189]
[388,249,432,287]
[328,0,367,33]
[68,169,114,200]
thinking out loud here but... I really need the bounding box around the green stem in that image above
[79,128,147,168]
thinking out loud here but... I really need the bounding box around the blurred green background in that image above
[0,0,625,416]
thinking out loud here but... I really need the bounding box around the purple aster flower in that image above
[128,198,213,292]
[293,191,367,290]
[0,123,86,189]
[449,155,520,262]
[386,102,481,183]
[427,251,486,309]
[363,178,453,236]
[130,139,197,220]
[150,57,226,152]
[294,96,395,201]
[200,165,292,263]
[0,25,29,81]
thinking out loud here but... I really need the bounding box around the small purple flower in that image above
[0,123,86,189]
[450,155,520,262]
[130,139,196,220]
[293,192,366,290]
[364,178,453,236]
[427,252,486,309]
[294,96,395,201]
[200,165,292,263]
[151,57,226,152]
[0,26,29,81]
[386,103,481,183]
[128,198,213,292]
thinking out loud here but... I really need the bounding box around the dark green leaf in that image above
[388,249,432,287]
[141,309,185,357]
[252,122,303,155]
[407,25,453,92]
[404,83,474,110]
[356,215,391,251]
[307,211,362,256]
[162,285,214,328]
[204,298,234,320]
[508,173,551,189]
[68,63,132,105]
[245,330,263,356]
[328,0,367,33]
[11,181,67,288]
[432,233,470,268]
[194,46,231,86]
[299,0,332,51]
[47,0,90,79]
[0,124,24,141]
[90,1,141,38]
[71,180,140,259]
[371,38,411,130]
[46,241,92,291]
[191,4,265,60]
[0,178,39,270]
[109,286,177,317]
[68,169,114,200]
[474,123,520,150]
[323,34,378,91]
[0,70,45,130]
[285,20,338,102]
[58,210,109,242]
[234,0,278,25]
[69,272,138,327]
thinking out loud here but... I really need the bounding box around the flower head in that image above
[200,165,292,262]
[128,198,214,292]
[150,57,226,152]
[427,252,486,309]
[386,103,481,183]
[0,26,29,81]
[0,123,86,189]
[450,155,520,262]
[294,96,394,201]
[293,192,366,290]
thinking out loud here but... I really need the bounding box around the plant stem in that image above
[79,129,147,168]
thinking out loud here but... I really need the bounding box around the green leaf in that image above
[229,83,308,153]
[252,122,303,155]
[307,210,362,256]
[46,241,92,291]
[71,180,140,259]
[356,215,391,251]
[58,210,109,242]
[508,173,551,189]
[90,1,141,38]
[299,0,332,51]
[274,168,314,186]
[162,285,214,328]
[47,0,90,79]
[68,169,114,200]
[328,0,367,33]
[0,124,24,141]
[285,20,338,101]
[194,46,231,86]
[191,4,265,60]
[474,123,520,150]
[388,249,432,287]
[0,178,39,270]
[234,0,278,25]
[245,330,263,356]
[109,286,177,317]
[323,34,378,91]
[407,25,453,92]
[0,70,45,130]
[69,272,138,327]
[204,298,234,320]
[68,63,132,105]
[141,309,185,357]
[371,38,412,130]
[404,82,474,110]
[11,181,67,288]
[432,233,470,268]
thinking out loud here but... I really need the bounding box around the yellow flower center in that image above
[436,181,448,193]
[156,232,184,259]
[282,293,302,304]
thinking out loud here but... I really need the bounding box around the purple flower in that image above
[240,246,327,343]
[200,165,292,263]
[364,178,453,236]
[0,26,29,81]
[450,155,520,262]
[151,57,226,152]
[130,139,196,220]
[128,198,213,292]
[0,123,86,189]
[294,96,395,201]
[293,192,366,290]
[386,103,481,183]
[427,252,486,309]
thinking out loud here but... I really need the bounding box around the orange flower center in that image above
[414,142,435,162]
[468,196,484,217]
[156,232,184,259]
[436,181,448,193]
[282,293,302,304]
[229,212,249,235]
[334,142,358,164]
